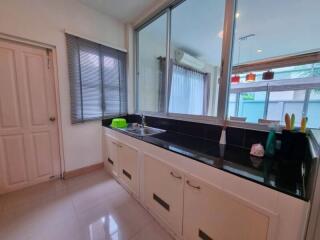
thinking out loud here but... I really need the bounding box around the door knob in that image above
[49,117,56,122]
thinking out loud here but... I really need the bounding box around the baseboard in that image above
[63,162,104,179]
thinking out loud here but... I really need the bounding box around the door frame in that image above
[0,33,65,178]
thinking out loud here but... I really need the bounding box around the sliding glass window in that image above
[168,0,226,117]
[136,0,227,118]
[227,0,320,128]
[136,13,167,113]
[307,88,320,128]
[136,0,320,129]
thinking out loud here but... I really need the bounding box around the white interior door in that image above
[0,39,61,194]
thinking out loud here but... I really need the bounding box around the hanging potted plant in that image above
[231,74,240,84]
[262,70,274,80]
[246,72,256,82]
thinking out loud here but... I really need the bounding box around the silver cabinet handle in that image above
[170,171,182,180]
[186,180,201,190]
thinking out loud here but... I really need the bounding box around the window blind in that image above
[66,34,127,123]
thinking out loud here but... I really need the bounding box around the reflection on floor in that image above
[0,170,173,240]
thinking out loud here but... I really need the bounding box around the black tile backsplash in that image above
[203,123,223,143]
[102,114,274,149]
[102,114,315,200]
[226,127,245,147]
[135,115,222,142]
[244,129,269,148]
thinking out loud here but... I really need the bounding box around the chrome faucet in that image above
[141,114,146,128]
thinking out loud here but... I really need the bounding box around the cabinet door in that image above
[183,175,269,240]
[105,136,119,177]
[118,143,139,196]
[144,154,184,236]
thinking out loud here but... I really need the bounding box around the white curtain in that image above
[169,64,206,115]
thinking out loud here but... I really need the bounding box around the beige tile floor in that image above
[0,170,173,240]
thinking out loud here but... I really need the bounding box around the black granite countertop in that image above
[105,124,309,201]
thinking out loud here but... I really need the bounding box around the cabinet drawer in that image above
[144,154,184,236]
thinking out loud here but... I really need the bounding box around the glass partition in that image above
[267,90,306,125]
[307,89,320,128]
[136,13,167,113]
[135,0,320,129]
[136,0,226,117]
[168,0,226,116]
[227,0,320,128]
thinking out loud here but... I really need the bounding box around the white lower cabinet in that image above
[144,154,184,236]
[106,135,139,196]
[104,129,308,240]
[183,175,269,240]
[105,136,120,177]
[118,143,139,196]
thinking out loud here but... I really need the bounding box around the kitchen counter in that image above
[104,125,309,201]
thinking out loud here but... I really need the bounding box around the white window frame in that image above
[133,0,320,130]
[133,0,236,127]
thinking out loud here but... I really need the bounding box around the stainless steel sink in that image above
[118,124,166,136]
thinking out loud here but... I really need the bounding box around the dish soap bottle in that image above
[265,123,277,157]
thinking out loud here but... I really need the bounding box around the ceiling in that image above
[233,0,320,65]
[79,0,320,65]
[79,0,166,23]
[139,0,320,66]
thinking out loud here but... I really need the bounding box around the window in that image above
[228,61,320,127]
[228,93,237,118]
[238,92,266,123]
[227,0,320,128]
[137,14,167,113]
[267,90,306,125]
[307,89,320,128]
[66,34,127,123]
[135,0,320,130]
[168,0,225,116]
[169,64,208,115]
[136,0,226,117]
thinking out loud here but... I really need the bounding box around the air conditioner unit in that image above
[175,50,205,71]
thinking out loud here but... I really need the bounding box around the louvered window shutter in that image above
[66,34,127,123]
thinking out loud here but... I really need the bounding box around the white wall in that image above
[0,0,126,171]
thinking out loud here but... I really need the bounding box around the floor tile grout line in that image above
[0,169,173,240]
[67,177,100,240]
[126,215,155,240]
